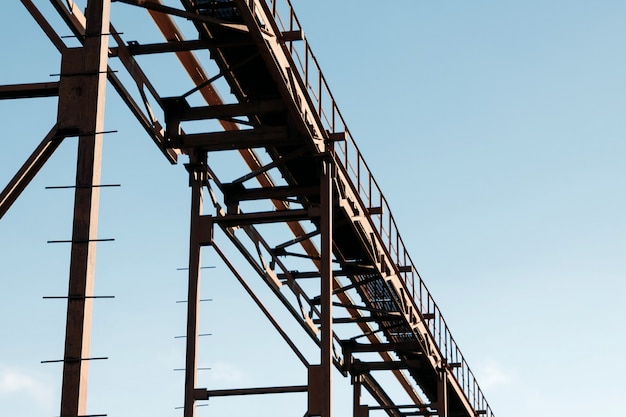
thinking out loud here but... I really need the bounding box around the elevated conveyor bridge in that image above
[0,1,494,417]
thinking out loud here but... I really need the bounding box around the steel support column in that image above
[437,368,448,417]
[58,1,110,416]
[352,375,368,417]
[319,157,334,417]
[183,151,207,417]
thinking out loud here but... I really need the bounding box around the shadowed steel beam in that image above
[345,342,425,354]
[0,125,60,220]
[350,360,413,372]
[320,158,334,417]
[195,385,308,399]
[0,82,59,99]
[177,127,290,151]
[109,39,253,56]
[206,209,316,227]
[223,184,319,204]
[180,100,285,121]
[437,369,448,417]
[58,1,111,416]
[184,153,206,417]
[112,0,250,32]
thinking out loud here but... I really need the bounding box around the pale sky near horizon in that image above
[1,1,626,416]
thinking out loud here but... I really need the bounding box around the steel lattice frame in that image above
[0,1,494,417]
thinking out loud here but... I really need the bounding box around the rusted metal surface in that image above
[319,157,334,417]
[0,1,496,417]
[57,1,111,416]
[0,125,60,219]
[197,385,308,398]
[183,152,206,417]
[0,82,59,99]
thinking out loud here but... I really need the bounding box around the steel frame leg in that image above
[183,151,207,417]
[307,157,334,417]
[437,368,448,417]
[352,375,368,417]
[58,1,110,416]
[319,157,334,417]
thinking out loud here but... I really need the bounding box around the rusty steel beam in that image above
[345,342,425,354]
[319,158,334,417]
[349,361,417,373]
[0,82,59,99]
[206,208,315,227]
[112,0,250,32]
[180,100,286,121]
[0,126,60,220]
[437,369,449,417]
[223,184,320,205]
[176,127,291,151]
[57,1,111,416]
[353,375,365,417]
[109,39,252,57]
[183,153,206,417]
[196,385,308,399]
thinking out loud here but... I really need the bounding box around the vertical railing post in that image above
[58,1,110,416]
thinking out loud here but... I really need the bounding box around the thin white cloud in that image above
[0,369,38,392]
[205,362,250,386]
[0,366,55,408]
[477,359,514,388]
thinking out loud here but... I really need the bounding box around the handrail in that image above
[259,1,494,415]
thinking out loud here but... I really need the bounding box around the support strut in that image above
[319,156,334,417]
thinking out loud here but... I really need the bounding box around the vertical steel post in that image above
[437,368,448,417]
[352,375,361,417]
[319,156,334,417]
[184,152,206,417]
[351,374,368,417]
[58,1,110,416]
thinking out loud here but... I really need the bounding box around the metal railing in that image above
[256,1,495,415]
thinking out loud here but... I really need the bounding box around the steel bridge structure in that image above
[0,1,494,417]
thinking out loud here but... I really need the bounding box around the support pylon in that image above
[58,1,111,416]
[183,150,208,417]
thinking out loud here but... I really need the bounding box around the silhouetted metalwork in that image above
[1,1,494,417]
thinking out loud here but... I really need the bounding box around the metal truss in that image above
[0,1,494,417]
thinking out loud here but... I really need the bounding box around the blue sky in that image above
[1,1,626,416]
